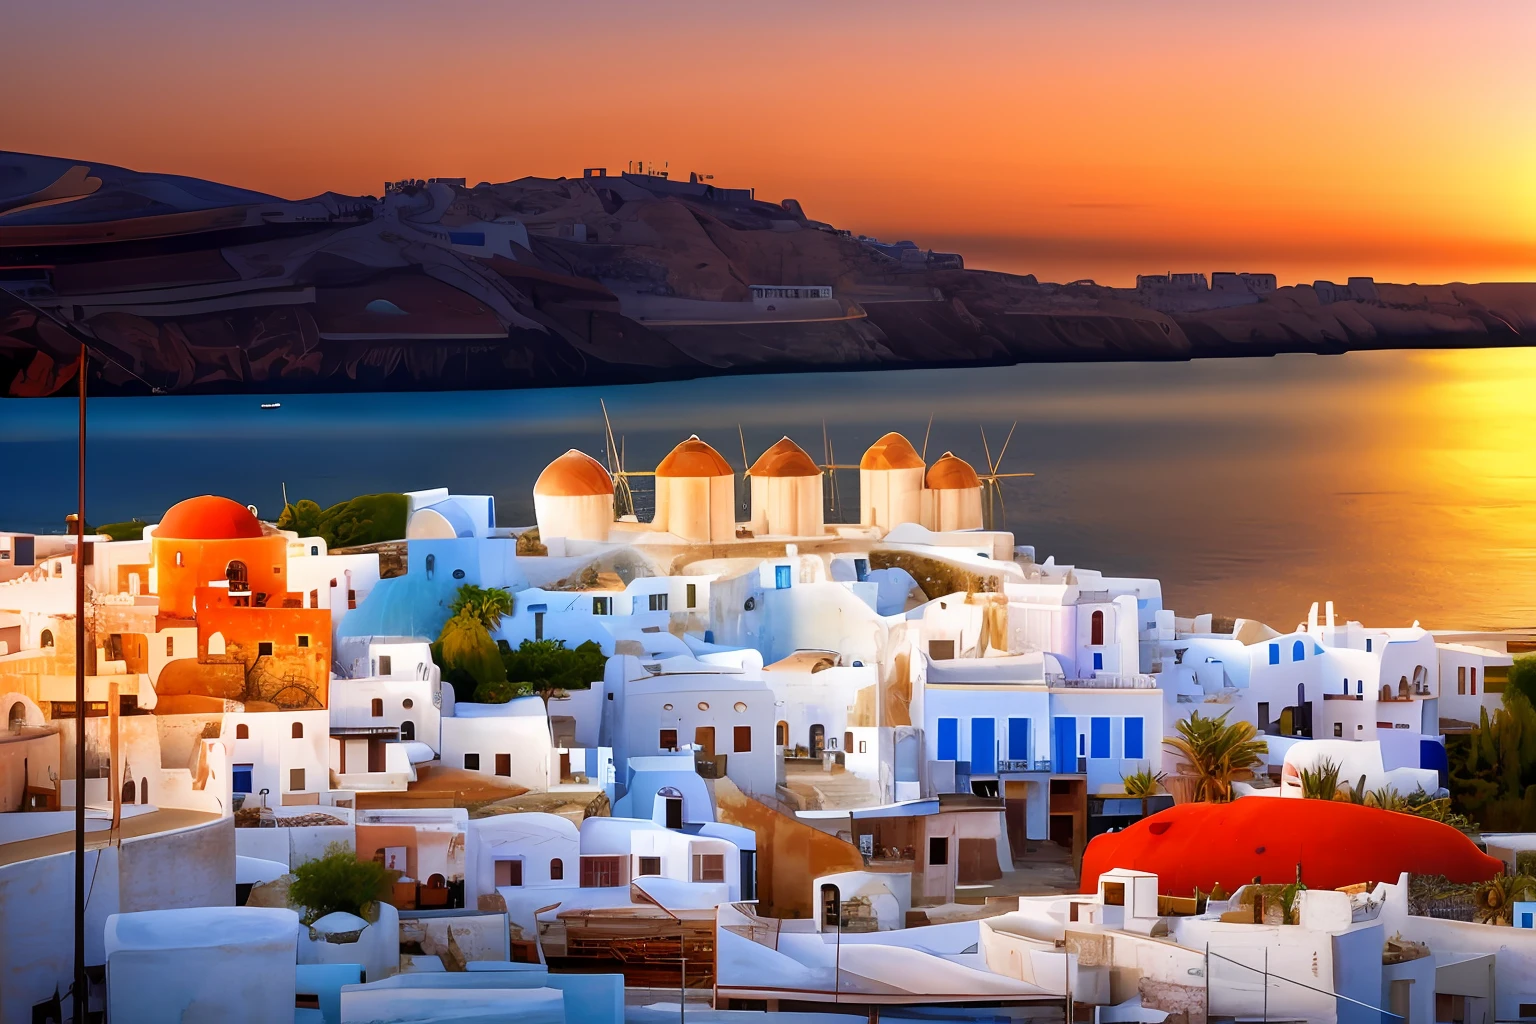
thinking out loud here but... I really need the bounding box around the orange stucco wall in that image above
[153,534,288,620]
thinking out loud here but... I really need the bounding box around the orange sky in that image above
[4,0,1533,285]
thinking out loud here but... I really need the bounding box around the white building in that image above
[439,696,554,790]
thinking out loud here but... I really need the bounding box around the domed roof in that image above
[926,452,980,490]
[534,449,614,497]
[1081,798,1503,896]
[860,431,924,471]
[656,435,734,478]
[157,495,264,540]
[749,437,821,478]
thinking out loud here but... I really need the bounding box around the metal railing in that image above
[1205,946,1404,1023]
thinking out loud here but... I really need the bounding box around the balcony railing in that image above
[997,758,1054,773]
[1051,674,1159,690]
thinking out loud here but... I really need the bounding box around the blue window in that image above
[1523,911,1534,929]
[1124,717,1144,759]
[1292,640,1305,662]
[1366,639,1373,652]
[448,230,486,246]
[774,565,792,590]
[1053,717,1076,773]
[232,763,253,795]
[1090,717,1111,759]
[971,718,996,775]
[854,558,869,581]
[1093,652,1103,671]
[1008,717,1030,762]
[1357,679,1363,695]
[937,718,958,761]
[1268,644,1280,665]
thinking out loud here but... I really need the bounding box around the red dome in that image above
[157,495,264,540]
[1082,798,1502,894]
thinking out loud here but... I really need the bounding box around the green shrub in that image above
[289,842,396,924]
[277,493,408,549]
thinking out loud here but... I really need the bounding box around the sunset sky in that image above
[4,0,1533,286]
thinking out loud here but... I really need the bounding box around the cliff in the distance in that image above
[2,151,1531,397]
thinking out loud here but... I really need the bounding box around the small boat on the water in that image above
[260,402,282,410]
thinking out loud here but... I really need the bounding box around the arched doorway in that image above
[400,720,415,741]
[775,721,788,747]
[7,701,25,732]
[140,777,149,804]
[40,629,54,648]
[820,883,841,929]
[1090,610,1104,646]
[809,724,826,756]
[121,778,136,804]
[225,560,249,589]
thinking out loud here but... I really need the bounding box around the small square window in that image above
[464,753,481,771]
[593,596,612,615]
[733,725,752,753]
[297,635,310,648]
[165,636,175,656]
[637,856,661,876]
[289,768,305,791]
[659,729,678,751]
[378,655,392,675]
[649,593,668,612]
[1333,723,1343,737]
[258,641,274,657]
[928,837,948,866]
[686,583,697,609]
[496,753,511,776]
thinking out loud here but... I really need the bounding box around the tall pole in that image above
[73,346,88,1023]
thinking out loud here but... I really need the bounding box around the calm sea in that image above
[2,348,1533,631]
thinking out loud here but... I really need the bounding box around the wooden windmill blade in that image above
[921,413,934,463]
[980,425,996,476]
[993,421,1018,473]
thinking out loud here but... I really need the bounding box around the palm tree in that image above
[450,584,513,632]
[1163,710,1268,803]
[1121,768,1167,819]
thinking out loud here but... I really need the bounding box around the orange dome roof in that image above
[926,452,981,489]
[157,495,264,540]
[750,437,821,478]
[860,431,924,471]
[656,435,734,478]
[534,449,614,496]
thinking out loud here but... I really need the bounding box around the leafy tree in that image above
[289,842,396,924]
[433,612,506,703]
[1509,655,1536,707]
[1164,710,1268,803]
[93,519,147,541]
[1448,690,1536,831]
[494,639,606,706]
[450,585,513,632]
[276,492,408,549]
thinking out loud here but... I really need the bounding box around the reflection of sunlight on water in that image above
[1,348,1533,629]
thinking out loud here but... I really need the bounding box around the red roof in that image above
[157,495,264,540]
[1082,797,1502,894]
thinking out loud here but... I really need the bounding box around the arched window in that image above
[7,701,25,732]
[400,720,415,741]
[236,724,249,739]
[1090,610,1104,646]
[207,632,226,656]
[40,629,54,648]
[310,545,319,556]
[371,698,383,717]
[1292,639,1306,662]
[225,560,248,588]
[175,551,184,567]
[121,778,136,804]
[291,722,304,739]
[775,721,788,746]
[425,554,436,580]
[140,776,149,804]
[550,858,564,880]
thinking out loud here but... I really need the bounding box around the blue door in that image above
[775,565,792,589]
[937,718,958,761]
[971,718,996,775]
[1053,717,1076,774]
[1007,717,1030,765]
[233,763,253,794]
